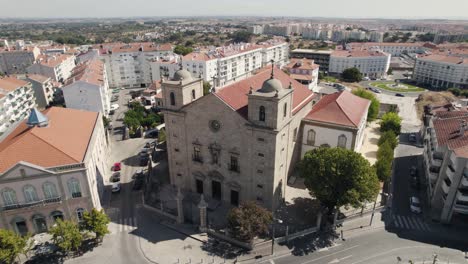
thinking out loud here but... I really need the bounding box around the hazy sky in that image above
[1,0,467,19]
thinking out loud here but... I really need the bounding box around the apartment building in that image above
[23,74,55,109]
[0,77,36,135]
[413,54,468,89]
[264,24,291,36]
[290,49,333,72]
[329,50,391,79]
[62,59,111,116]
[0,107,109,235]
[344,42,427,56]
[27,54,76,82]
[97,42,173,88]
[284,58,319,91]
[183,40,288,87]
[248,25,264,35]
[149,56,180,81]
[0,46,40,74]
[422,110,468,224]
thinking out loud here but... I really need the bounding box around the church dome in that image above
[257,78,283,93]
[173,69,192,81]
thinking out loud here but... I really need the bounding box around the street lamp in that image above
[370,192,388,226]
[271,218,283,255]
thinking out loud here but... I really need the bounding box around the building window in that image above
[76,208,85,222]
[307,129,316,145]
[43,182,58,199]
[283,103,287,118]
[257,137,265,142]
[68,179,82,198]
[257,169,263,174]
[338,135,347,148]
[259,106,266,122]
[170,92,175,106]
[230,156,239,172]
[258,153,264,157]
[23,185,39,203]
[192,89,196,99]
[257,184,263,189]
[1,188,17,206]
[193,146,202,163]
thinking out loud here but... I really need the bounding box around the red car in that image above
[113,162,122,171]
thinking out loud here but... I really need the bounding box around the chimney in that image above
[459,120,467,137]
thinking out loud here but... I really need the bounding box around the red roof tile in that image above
[215,68,314,119]
[433,111,468,157]
[304,91,370,128]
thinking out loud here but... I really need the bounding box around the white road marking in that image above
[393,215,401,228]
[301,245,359,264]
[328,255,353,263]
[269,260,275,264]
[400,216,410,229]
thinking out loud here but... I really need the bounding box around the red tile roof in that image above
[304,91,370,128]
[64,59,104,87]
[215,68,314,119]
[0,107,99,173]
[285,58,319,71]
[0,77,29,92]
[433,111,468,157]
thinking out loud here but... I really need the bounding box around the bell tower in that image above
[161,68,203,111]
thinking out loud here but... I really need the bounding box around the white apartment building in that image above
[149,56,181,81]
[0,107,109,235]
[329,50,391,79]
[413,54,468,89]
[183,41,289,87]
[248,25,264,35]
[0,77,36,135]
[0,46,40,74]
[23,74,55,109]
[62,59,111,116]
[97,43,173,88]
[27,54,76,82]
[422,110,468,224]
[284,58,319,91]
[369,32,384,43]
[264,25,291,36]
[344,42,427,56]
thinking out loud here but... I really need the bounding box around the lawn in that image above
[371,82,425,92]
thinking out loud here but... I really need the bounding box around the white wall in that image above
[301,124,354,157]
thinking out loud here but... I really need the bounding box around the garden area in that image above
[371,81,425,92]
[123,101,162,138]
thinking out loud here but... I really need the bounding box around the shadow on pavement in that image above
[200,237,248,260]
[279,230,338,256]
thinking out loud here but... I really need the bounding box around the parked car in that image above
[133,177,144,190]
[139,152,149,166]
[111,172,121,182]
[133,169,144,179]
[409,196,422,214]
[145,129,159,138]
[108,109,115,115]
[112,182,121,193]
[395,93,405,97]
[409,133,417,143]
[110,104,120,111]
[112,88,120,94]
[111,96,119,102]
[113,162,121,171]
[363,76,370,81]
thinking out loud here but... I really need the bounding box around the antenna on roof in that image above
[270,59,275,79]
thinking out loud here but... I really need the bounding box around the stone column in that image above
[176,188,184,224]
[198,194,208,232]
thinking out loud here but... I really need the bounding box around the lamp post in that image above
[271,218,283,255]
[370,192,388,226]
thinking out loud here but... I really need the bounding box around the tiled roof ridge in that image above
[29,131,80,163]
[335,91,359,126]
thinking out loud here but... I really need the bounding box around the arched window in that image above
[2,188,17,206]
[192,89,196,99]
[259,106,266,122]
[23,185,39,203]
[43,182,58,199]
[338,135,347,148]
[76,208,85,222]
[307,129,316,145]
[283,103,287,118]
[170,92,175,106]
[68,179,82,198]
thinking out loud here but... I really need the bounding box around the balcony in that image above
[454,204,468,214]
[2,196,62,211]
[192,155,203,164]
[441,180,450,194]
[457,190,468,202]
[228,164,240,173]
[461,176,468,188]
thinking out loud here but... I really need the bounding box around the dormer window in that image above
[259,106,266,122]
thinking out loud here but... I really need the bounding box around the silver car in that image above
[410,196,422,214]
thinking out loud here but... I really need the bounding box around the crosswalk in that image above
[109,217,138,234]
[391,214,431,232]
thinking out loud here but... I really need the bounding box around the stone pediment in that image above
[0,161,55,182]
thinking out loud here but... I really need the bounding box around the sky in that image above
[1,0,467,19]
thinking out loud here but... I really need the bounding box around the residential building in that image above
[301,91,369,155]
[413,54,468,89]
[62,59,111,116]
[161,66,320,210]
[422,110,468,224]
[264,24,291,36]
[369,32,384,43]
[343,42,427,56]
[23,74,55,109]
[290,49,332,72]
[149,56,180,81]
[0,107,109,235]
[183,40,288,87]
[27,54,76,82]
[434,33,468,44]
[329,50,391,79]
[0,77,36,135]
[97,42,173,88]
[248,25,264,35]
[0,46,40,74]
[284,58,319,91]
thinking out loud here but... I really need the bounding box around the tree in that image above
[342,67,363,82]
[300,147,380,214]
[352,88,380,121]
[231,31,253,43]
[374,156,392,182]
[387,68,393,75]
[82,209,110,241]
[49,219,83,253]
[380,112,402,135]
[102,116,110,128]
[378,130,398,149]
[227,201,272,242]
[203,81,211,95]
[173,45,193,56]
[448,87,461,96]
[0,229,30,264]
